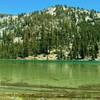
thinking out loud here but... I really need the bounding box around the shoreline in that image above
[16,53,100,61]
[0,59,100,64]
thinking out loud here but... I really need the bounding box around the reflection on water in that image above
[0,60,100,88]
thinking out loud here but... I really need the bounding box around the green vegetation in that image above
[0,5,100,60]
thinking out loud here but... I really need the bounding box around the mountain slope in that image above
[0,5,100,60]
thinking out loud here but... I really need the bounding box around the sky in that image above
[0,0,100,15]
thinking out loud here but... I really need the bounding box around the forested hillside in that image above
[0,5,100,60]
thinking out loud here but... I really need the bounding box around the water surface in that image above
[0,60,100,89]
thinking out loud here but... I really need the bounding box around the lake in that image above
[0,60,100,98]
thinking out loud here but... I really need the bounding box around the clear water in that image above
[0,60,100,88]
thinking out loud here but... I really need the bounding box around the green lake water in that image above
[0,60,100,89]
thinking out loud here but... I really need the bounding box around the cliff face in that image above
[0,5,100,60]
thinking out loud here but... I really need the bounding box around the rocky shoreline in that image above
[16,54,100,61]
[17,54,58,60]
